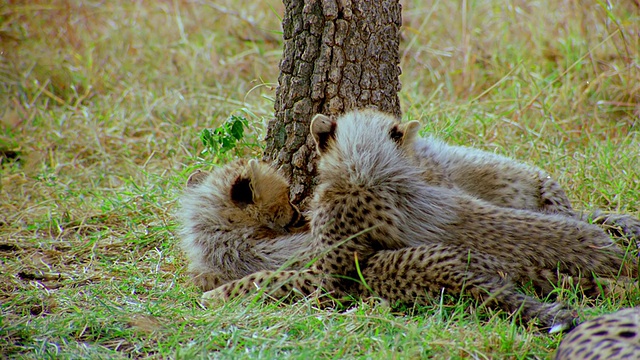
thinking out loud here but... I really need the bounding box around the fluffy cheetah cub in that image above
[391,116,640,241]
[203,109,635,330]
[178,158,313,291]
[307,109,634,294]
[555,307,640,360]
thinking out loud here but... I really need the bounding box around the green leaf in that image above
[229,116,246,140]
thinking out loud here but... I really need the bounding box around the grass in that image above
[1,0,638,358]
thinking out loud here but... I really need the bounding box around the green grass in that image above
[1,0,638,358]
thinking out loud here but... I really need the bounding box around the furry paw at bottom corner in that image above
[200,286,229,308]
[549,310,580,334]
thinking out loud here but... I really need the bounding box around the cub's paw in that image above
[201,284,232,308]
[549,311,581,334]
[588,210,640,247]
[541,303,580,334]
[191,271,225,292]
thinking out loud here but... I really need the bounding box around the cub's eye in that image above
[286,205,308,229]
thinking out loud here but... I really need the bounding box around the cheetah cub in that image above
[203,109,635,330]
[178,158,313,291]
[555,307,640,360]
[393,116,640,241]
[306,109,634,296]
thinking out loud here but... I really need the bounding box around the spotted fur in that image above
[202,110,636,330]
[555,308,640,360]
[178,158,313,291]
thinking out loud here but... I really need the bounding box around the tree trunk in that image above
[263,0,403,207]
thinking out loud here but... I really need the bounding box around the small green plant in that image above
[199,114,261,161]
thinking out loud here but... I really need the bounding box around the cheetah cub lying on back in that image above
[555,307,640,360]
[396,117,640,241]
[178,158,313,291]
[202,109,637,331]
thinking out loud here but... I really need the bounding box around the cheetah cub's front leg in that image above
[201,269,335,306]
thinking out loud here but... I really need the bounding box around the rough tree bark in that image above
[263,0,403,208]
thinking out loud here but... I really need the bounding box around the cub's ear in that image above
[186,170,209,188]
[401,120,421,144]
[247,159,262,179]
[245,159,265,202]
[310,114,336,154]
[230,173,254,208]
[389,120,421,146]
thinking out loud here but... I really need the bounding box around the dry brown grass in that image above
[1,0,638,358]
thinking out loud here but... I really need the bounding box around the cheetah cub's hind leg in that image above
[359,244,579,332]
[555,308,640,360]
[202,244,581,332]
